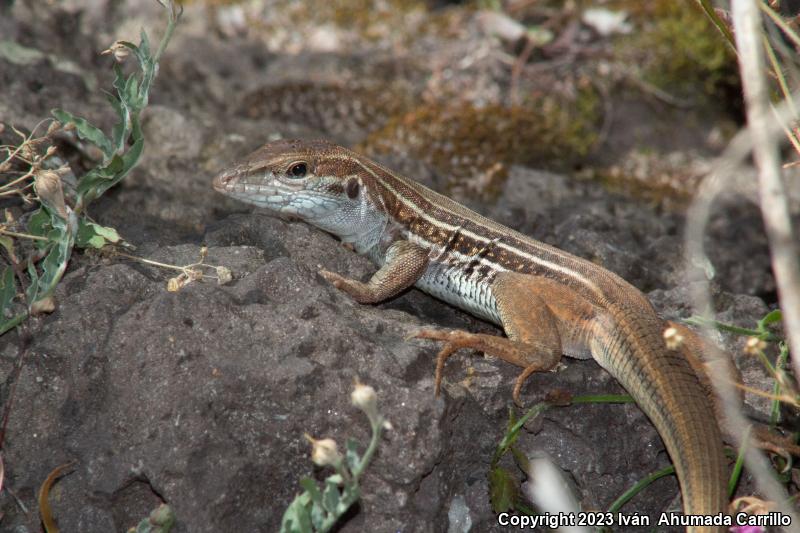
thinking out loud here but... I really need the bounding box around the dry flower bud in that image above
[351,382,377,412]
[304,434,341,467]
[102,41,130,62]
[34,170,68,219]
[167,277,182,292]
[663,327,684,351]
[744,336,767,355]
[55,164,72,177]
[64,122,76,132]
[44,146,58,158]
[46,121,61,135]
[31,296,56,315]
[216,266,232,285]
[20,143,35,162]
[199,246,208,261]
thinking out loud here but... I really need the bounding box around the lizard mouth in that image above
[212,169,296,208]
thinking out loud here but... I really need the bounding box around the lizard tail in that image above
[592,307,728,533]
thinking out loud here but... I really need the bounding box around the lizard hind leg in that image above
[413,273,566,405]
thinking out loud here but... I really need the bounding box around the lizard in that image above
[212,138,728,531]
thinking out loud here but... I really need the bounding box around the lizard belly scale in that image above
[415,260,502,325]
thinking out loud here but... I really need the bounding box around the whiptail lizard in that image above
[213,139,727,531]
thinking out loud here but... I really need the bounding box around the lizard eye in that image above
[287,161,308,178]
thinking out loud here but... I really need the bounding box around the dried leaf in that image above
[38,460,77,533]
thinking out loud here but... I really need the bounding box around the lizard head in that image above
[213,139,388,250]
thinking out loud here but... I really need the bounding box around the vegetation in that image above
[0,0,182,335]
[281,382,389,533]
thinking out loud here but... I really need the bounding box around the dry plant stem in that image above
[111,250,217,278]
[734,0,800,388]
[685,107,800,531]
[0,229,47,241]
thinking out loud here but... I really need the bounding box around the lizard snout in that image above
[212,170,238,192]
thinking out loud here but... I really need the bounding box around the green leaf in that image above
[759,309,783,329]
[28,207,53,236]
[28,214,74,306]
[337,484,360,514]
[321,480,341,513]
[0,266,17,315]
[75,219,121,249]
[509,446,531,474]
[139,28,151,60]
[0,235,14,257]
[26,257,40,304]
[345,439,361,472]
[489,467,518,513]
[127,76,140,105]
[298,477,322,506]
[309,499,326,530]
[52,108,114,158]
[280,497,313,533]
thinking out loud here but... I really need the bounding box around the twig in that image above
[0,229,48,242]
[684,2,800,525]
[509,38,537,106]
[734,0,800,397]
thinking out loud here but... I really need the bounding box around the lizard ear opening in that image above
[345,178,360,199]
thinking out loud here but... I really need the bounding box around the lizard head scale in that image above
[213,139,389,253]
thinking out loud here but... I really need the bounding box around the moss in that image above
[359,86,600,197]
[616,0,739,102]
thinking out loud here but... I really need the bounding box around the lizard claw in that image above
[406,328,482,397]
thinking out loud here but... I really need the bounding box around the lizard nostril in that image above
[213,172,235,191]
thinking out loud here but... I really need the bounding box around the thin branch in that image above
[684,0,800,524]
[735,0,800,396]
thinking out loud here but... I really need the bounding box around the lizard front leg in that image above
[320,240,429,303]
[414,273,595,405]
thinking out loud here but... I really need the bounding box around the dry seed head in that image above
[31,296,56,315]
[744,336,767,355]
[55,164,72,177]
[351,382,377,413]
[663,326,684,351]
[20,143,35,162]
[216,266,232,285]
[167,277,182,292]
[304,434,341,467]
[102,41,130,62]
[46,121,61,136]
[34,169,68,219]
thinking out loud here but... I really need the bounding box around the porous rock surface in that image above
[0,1,783,532]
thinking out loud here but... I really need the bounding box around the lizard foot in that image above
[319,269,347,289]
[410,328,484,397]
